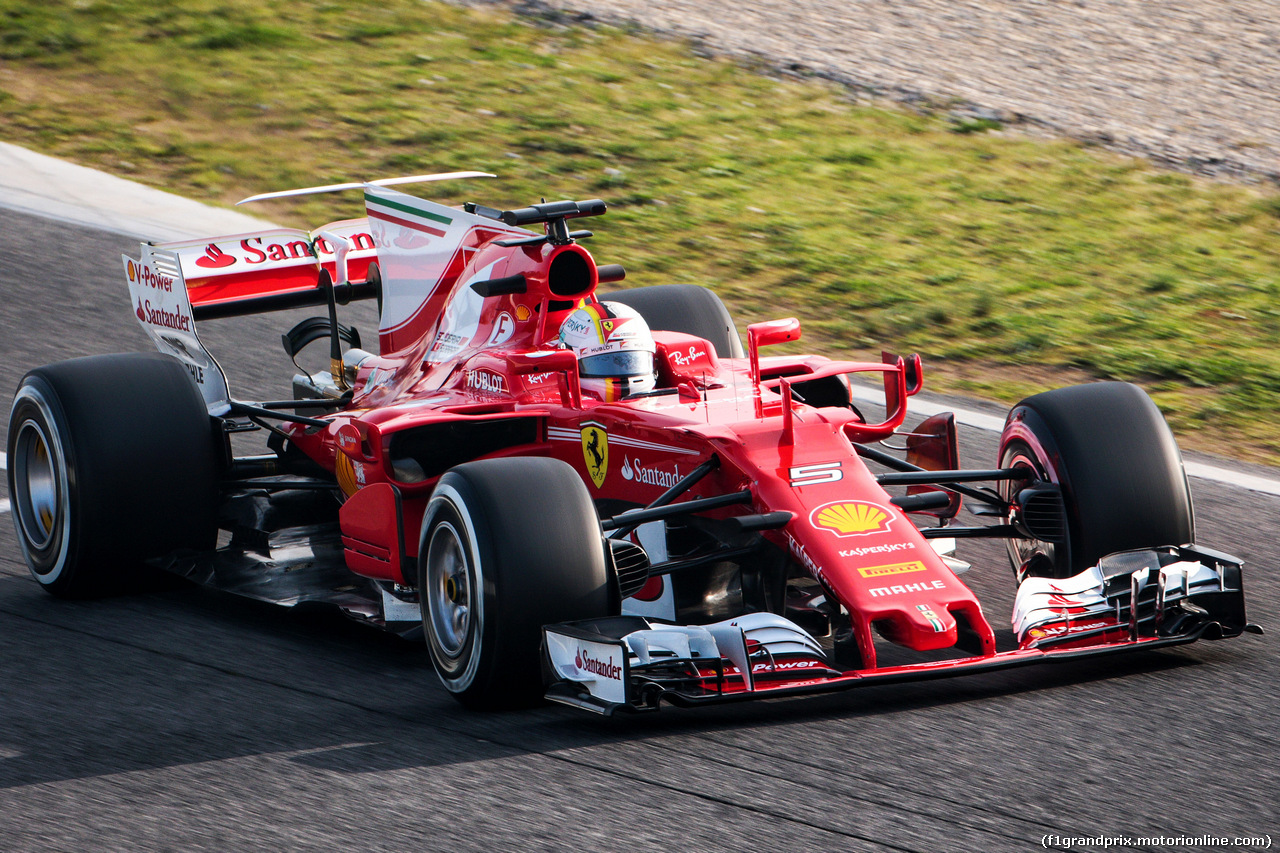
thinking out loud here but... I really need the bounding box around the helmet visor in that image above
[579,350,655,379]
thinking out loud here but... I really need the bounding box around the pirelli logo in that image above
[857,561,928,579]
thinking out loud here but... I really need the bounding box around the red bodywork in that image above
[133,185,1252,714]
[163,186,1224,699]
[180,186,1004,674]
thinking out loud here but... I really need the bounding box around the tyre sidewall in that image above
[418,458,611,709]
[420,477,492,696]
[7,353,220,597]
[8,377,78,588]
[999,412,1072,577]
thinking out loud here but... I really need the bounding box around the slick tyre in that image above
[419,457,612,710]
[998,381,1193,582]
[602,284,745,358]
[7,353,221,598]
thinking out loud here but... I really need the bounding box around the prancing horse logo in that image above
[581,422,608,489]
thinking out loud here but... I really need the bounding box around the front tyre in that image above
[998,381,1193,583]
[7,353,221,597]
[419,457,612,709]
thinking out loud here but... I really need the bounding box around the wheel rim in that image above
[426,521,473,668]
[1001,440,1061,579]
[13,418,63,553]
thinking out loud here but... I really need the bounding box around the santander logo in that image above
[575,648,622,681]
[195,243,236,269]
[186,232,376,275]
[619,456,682,488]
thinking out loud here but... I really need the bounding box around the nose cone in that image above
[874,596,959,651]
[906,599,959,650]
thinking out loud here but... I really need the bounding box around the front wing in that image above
[543,545,1259,715]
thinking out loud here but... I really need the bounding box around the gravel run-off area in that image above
[477,0,1280,184]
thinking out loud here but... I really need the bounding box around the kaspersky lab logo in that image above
[810,500,895,538]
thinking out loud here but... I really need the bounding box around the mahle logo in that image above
[811,501,894,537]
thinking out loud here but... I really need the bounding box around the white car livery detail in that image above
[544,633,630,706]
[543,612,835,713]
[364,187,529,354]
[1012,556,1231,642]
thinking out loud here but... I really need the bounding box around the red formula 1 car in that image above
[7,176,1260,713]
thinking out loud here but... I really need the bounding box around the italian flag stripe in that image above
[368,207,447,238]
[365,192,453,226]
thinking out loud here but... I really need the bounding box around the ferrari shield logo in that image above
[581,423,608,488]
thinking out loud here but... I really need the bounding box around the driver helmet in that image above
[558,301,656,401]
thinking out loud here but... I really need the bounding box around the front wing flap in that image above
[1012,544,1254,649]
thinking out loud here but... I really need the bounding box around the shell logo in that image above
[810,501,894,538]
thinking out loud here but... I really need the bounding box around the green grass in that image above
[5,0,1280,460]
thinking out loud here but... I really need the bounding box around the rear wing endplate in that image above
[123,246,231,415]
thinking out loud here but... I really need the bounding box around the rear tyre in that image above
[419,457,612,709]
[998,382,1193,583]
[7,353,221,597]
[602,284,745,358]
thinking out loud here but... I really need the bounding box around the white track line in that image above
[849,384,1280,497]
[1,453,6,515]
[1181,460,1280,497]
[0,142,274,241]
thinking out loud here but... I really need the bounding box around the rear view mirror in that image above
[747,318,801,385]
[748,318,801,349]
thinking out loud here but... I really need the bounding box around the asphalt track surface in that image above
[0,206,1276,852]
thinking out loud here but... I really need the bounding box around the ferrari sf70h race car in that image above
[7,174,1261,713]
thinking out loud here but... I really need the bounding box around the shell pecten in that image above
[813,501,891,536]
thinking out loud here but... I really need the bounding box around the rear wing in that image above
[131,220,379,415]
[152,218,378,319]
[126,173,505,408]
[148,172,499,326]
